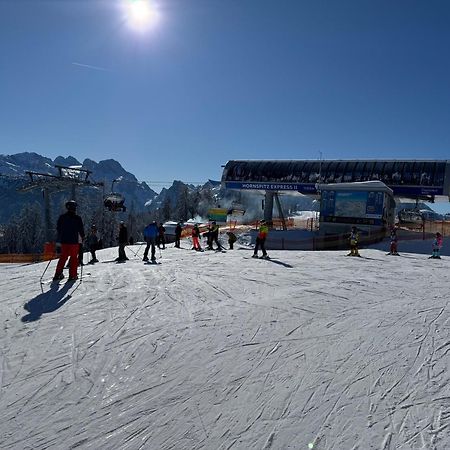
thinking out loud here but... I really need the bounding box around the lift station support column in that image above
[263,191,274,224]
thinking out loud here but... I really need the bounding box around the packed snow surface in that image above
[1,244,449,449]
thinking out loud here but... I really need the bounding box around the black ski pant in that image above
[144,237,156,260]
[254,237,267,256]
[118,243,127,261]
[212,235,222,250]
[174,236,181,248]
[158,236,166,249]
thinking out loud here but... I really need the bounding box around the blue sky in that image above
[1,0,450,197]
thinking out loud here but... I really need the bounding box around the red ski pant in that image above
[55,244,79,279]
[192,236,201,250]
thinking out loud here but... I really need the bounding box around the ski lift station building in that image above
[221,160,450,244]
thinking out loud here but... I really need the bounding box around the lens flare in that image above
[124,0,158,30]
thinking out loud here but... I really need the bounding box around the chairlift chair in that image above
[104,178,127,212]
[398,208,423,225]
[104,192,126,212]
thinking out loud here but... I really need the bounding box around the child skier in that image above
[388,226,399,256]
[192,224,202,251]
[87,224,100,263]
[430,232,443,259]
[347,226,361,257]
[227,231,237,250]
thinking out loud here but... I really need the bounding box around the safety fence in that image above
[0,242,57,264]
[422,220,450,236]
[0,253,51,264]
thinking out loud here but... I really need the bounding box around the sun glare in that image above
[124,0,159,31]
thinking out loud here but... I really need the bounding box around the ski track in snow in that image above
[1,245,450,449]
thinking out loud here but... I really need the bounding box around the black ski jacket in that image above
[118,226,128,244]
[56,212,85,245]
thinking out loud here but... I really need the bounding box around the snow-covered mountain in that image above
[1,237,449,449]
[0,152,158,224]
[0,152,138,183]
[0,152,315,227]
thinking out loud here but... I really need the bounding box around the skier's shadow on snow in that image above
[21,283,72,322]
[265,259,294,268]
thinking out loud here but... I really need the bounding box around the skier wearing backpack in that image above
[143,221,158,262]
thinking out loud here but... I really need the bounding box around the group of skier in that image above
[51,199,444,281]
[348,225,443,259]
[189,221,228,252]
[166,220,239,253]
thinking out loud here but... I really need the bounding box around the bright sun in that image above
[124,0,159,30]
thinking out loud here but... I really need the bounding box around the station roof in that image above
[222,160,450,200]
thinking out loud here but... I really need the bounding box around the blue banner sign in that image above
[225,181,318,194]
[226,181,444,198]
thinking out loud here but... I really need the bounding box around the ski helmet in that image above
[65,200,77,211]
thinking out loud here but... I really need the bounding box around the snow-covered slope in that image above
[1,244,449,449]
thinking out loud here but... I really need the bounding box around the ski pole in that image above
[80,249,84,281]
[126,245,138,257]
[39,258,53,284]
[135,243,144,257]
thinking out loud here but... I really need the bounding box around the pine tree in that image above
[18,202,44,253]
[162,198,171,222]
[175,186,189,221]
